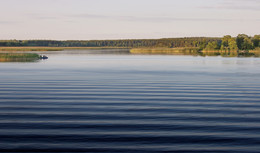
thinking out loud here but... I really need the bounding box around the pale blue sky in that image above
[0,0,259,40]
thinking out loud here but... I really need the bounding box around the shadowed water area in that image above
[0,49,260,152]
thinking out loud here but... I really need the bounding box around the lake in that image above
[0,49,260,152]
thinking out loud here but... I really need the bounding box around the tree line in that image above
[0,34,259,51]
[0,37,220,48]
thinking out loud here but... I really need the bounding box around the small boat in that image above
[39,55,48,60]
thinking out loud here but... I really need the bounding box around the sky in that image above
[0,0,259,40]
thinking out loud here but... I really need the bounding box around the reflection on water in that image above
[0,58,40,62]
[146,51,260,57]
[0,49,260,152]
[200,51,260,57]
[130,48,260,57]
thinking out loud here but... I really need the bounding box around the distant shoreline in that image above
[0,34,259,53]
[0,34,259,56]
[0,47,129,51]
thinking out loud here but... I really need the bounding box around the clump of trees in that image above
[236,34,254,50]
[205,34,260,51]
[220,35,238,51]
[204,41,220,51]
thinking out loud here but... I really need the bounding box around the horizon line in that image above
[0,35,257,41]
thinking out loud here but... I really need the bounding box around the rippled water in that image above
[1,49,260,152]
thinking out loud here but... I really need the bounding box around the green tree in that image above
[252,35,260,48]
[221,35,231,51]
[228,39,238,51]
[205,41,220,51]
[236,34,254,50]
[198,40,207,50]
[220,35,238,51]
[236,34,248,49]
[242,37,254,50]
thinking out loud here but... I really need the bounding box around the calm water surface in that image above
[0,49,260,152]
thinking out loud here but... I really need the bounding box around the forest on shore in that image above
[0,34,259,51]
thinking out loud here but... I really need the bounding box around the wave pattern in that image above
[0,54,260,152]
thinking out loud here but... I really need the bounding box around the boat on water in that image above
[39,55,48,59]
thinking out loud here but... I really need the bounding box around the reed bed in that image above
[130,47,200,54]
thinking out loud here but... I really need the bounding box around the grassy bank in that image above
[0,47,128,51]
[130,47,200,55]
[249,48,260,57]
[0,53,40,62]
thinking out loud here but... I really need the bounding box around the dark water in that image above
[1,49,260,152]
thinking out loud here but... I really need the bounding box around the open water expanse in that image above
[0,49,260,152]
